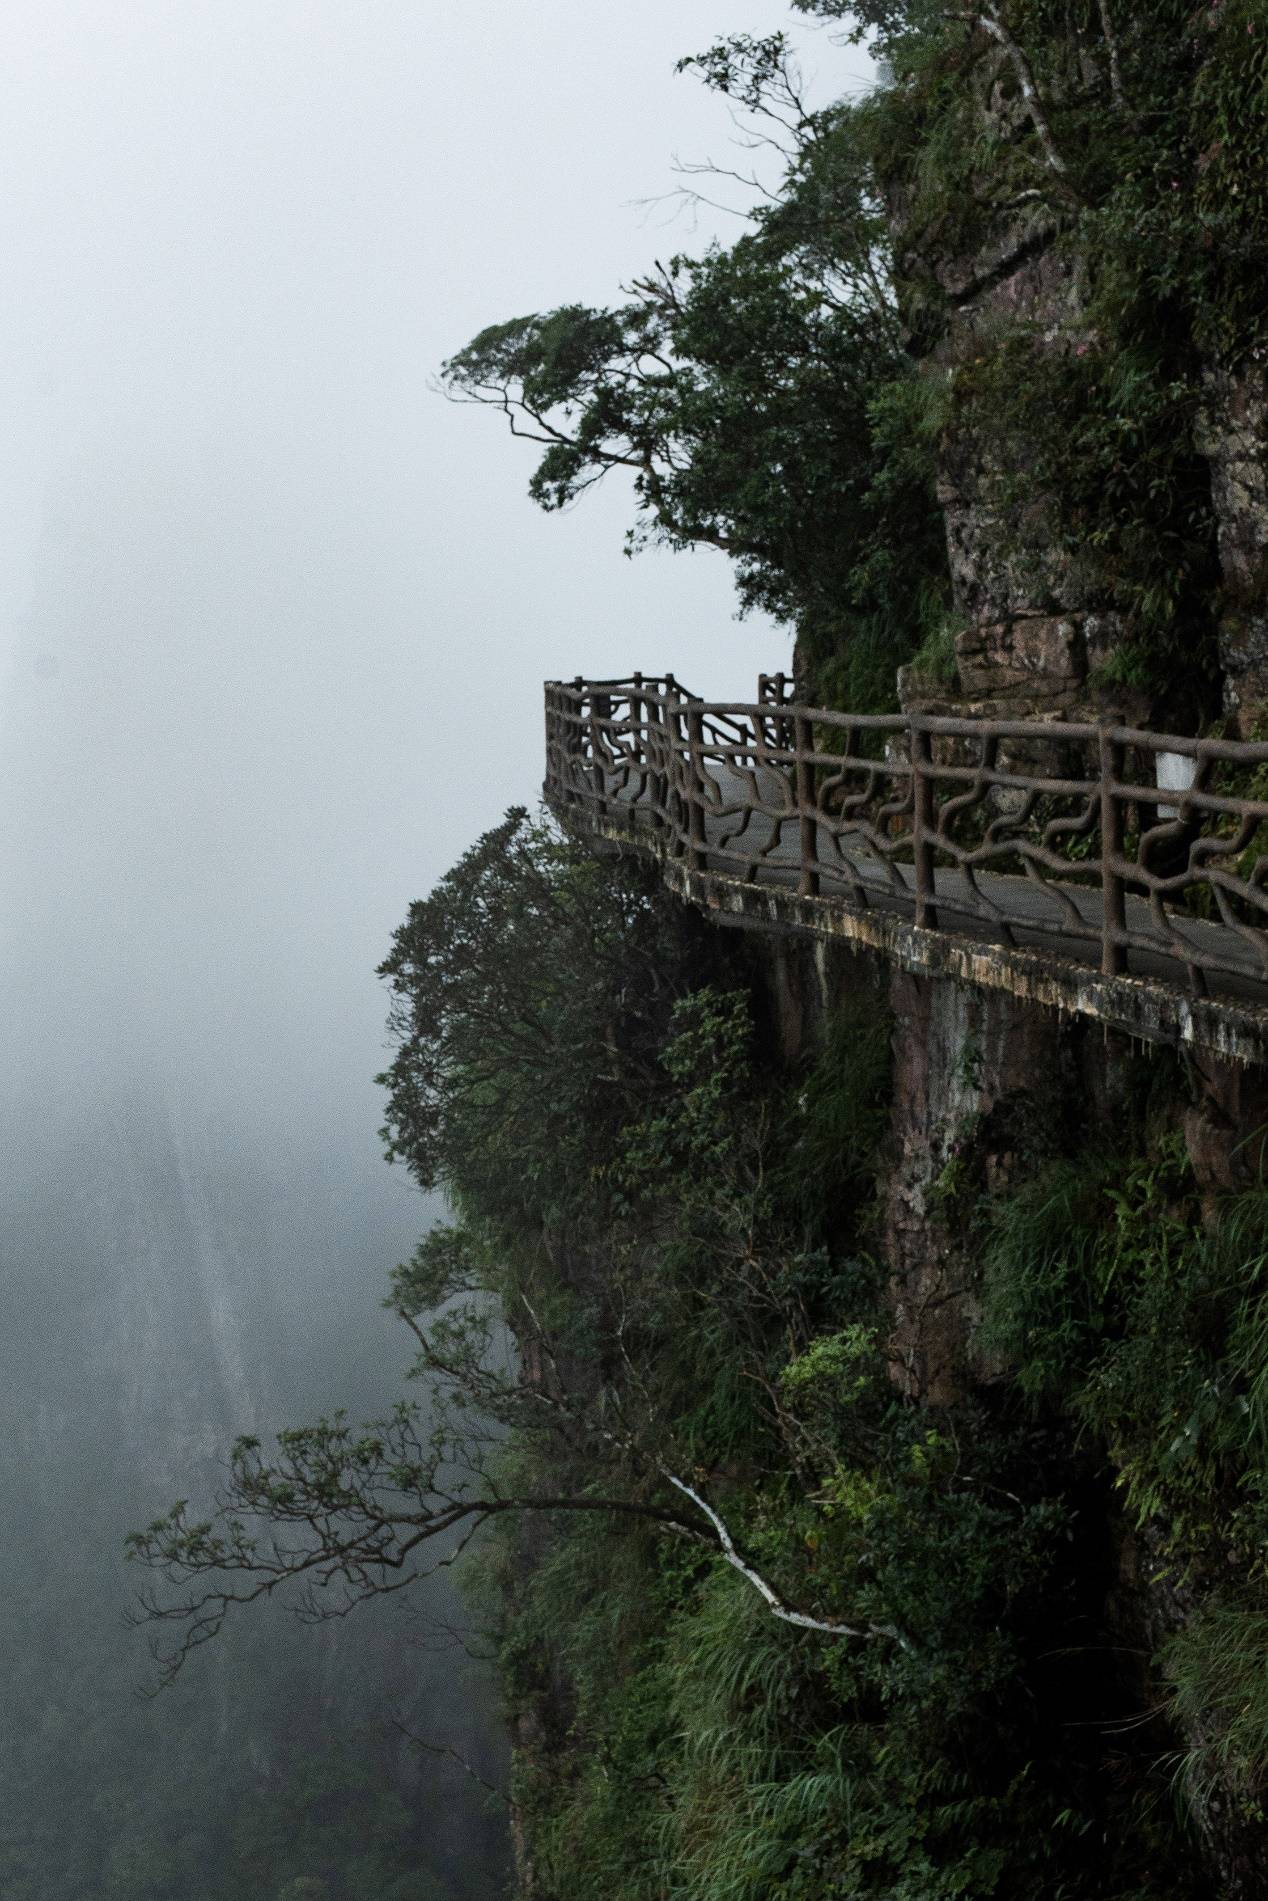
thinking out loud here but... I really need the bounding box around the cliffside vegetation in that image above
[133,805,1268,1894]
[442,27,948,713]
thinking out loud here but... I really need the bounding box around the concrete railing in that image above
[544,674,1268,1001]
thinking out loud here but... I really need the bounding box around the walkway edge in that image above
[570,805,1268,1067]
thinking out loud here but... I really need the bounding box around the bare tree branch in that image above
[393,1722,508,1806]
[661,1467,905,1643]
[1096,0,1133,125]
[947,8,1086,203]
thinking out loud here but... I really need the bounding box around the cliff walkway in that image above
[544,674,1268,1064]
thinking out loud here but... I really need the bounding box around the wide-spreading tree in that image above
[442,31,949,709]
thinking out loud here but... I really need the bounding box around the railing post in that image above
[1099,723,1127,976]
[629,669,644,766]
[647,685,668,830]
[662,677,684,849]
[685,700,708,874]
[591,689,611,816]
[544,684,559,802]
[543,684,552,798]
[911,718,938,930]
[794,708,819,898]
[570,673,584,811]
[775,671,792,750]
[551,682,579,809]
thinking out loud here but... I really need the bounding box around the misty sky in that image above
[0,20,875,1855]
[0,1,871,1227]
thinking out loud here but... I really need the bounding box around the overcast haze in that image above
[0,5,873,1886]
[0,2,874,1159]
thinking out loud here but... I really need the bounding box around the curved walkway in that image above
[544,678,1268,1063]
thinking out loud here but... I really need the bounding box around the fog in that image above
[0,5,867,1893]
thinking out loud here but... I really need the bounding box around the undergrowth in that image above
[981,1126,1268,1804]
[470,891,1209,1895]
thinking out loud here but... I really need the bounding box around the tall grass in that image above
[978,1153,1119,1402]
[1165,1602,1268,1800]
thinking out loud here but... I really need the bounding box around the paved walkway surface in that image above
[594,765,1268,1006]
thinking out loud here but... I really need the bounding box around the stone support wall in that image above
[739,920,1268,1894]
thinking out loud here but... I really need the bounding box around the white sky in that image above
[0,21,884,1824]
[0,0,872,1190]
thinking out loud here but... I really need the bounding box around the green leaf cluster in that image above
[981,1122,1268,1796]
[443,44,949,711]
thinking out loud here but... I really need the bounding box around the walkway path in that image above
[544,677,1268,1057]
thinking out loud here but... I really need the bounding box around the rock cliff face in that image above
[888,28,1268,739]
[890,42,1135,727]
[845,59,1268,1878]
[880,970,1070,1406]
[737,926,1268,1897]
[1199,361,1268,733]
[921,236,1124,724]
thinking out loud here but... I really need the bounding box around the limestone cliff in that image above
[882,12,1267,740]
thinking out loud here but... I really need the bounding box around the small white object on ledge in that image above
[1155,750,1198,819]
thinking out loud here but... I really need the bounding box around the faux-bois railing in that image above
[544,674,1268,1002]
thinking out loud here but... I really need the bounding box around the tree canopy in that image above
[128,816,901,1688]
[441,33,949,709]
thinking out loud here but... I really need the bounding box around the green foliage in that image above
[318,804,1268,1861]
[133,821,1234,1889]
[904,615,960,690]
[1165,1601,1268,1806]
[418,825,1200,1894]
[979,1151,1126,1402]
[375,806,702,1221]
[448,2,1268,718]
[612,987,755,1200]
[981,1126,1268,1797]
[772,983,892,1240]
[981,1138,1268,1537]
[444,43,949,708]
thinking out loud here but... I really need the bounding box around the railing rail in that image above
[544,675,1268,1002]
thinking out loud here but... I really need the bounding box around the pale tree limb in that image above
[947,8,1085,202]
[1096,0,1134,126]
[131,1238,915,1688]
[662,1468,911,1647]
[489,1303,907,1648]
